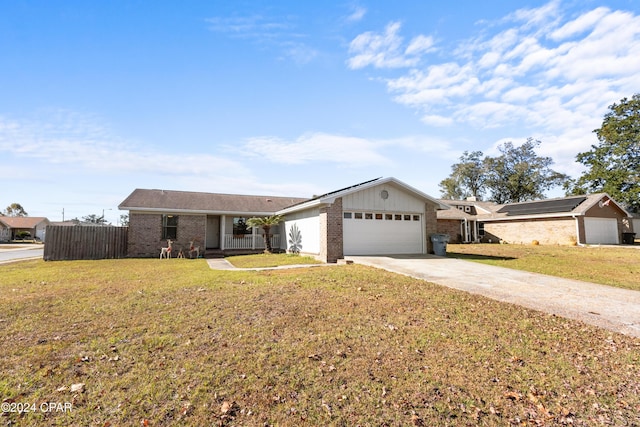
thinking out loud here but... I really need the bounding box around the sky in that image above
[2,0,639,224]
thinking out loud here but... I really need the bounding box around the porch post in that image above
[220,215,226,250]
[252,227,257,249]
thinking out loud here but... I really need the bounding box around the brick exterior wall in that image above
[437,219,463,243]
[425,203,438,254]
[319,197,343,263]
[127,212,206,257]
[483,217,577,245]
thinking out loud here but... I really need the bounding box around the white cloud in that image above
[405,35,436,56]
[347,21,432,69]
[550,7,609,40]
[346,6,367,23]
[242,132,390,167]
[206,14,318,65]
[0,111,251,179]
[351,2,640,146]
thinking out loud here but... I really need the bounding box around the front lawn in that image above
[447,243,640,291]
[1,259,638,426]
[225,253,321,268]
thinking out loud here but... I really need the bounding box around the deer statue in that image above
[160,239,173,259]
[189,240,200,259]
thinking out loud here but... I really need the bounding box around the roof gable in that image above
[278,177,449,214]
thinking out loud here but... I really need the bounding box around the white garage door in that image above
[584,218,619,244]
[343,212,423,255]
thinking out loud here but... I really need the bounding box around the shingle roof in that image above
[0,216,49,228]
[118,189,308,215]
[278,177,450,214]
[437,193,630,221]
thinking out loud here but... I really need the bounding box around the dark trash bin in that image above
[622,232,636,244]
[430,233,450,256]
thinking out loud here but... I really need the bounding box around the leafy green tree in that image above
[119,214,129,226]
[4,203,28,217]
[484,138,569,204]
[439,151,486,200]
[82,214,107,225]
[246,214,284,254]
[572,94,640,213]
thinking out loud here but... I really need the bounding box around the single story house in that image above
[119,177,449,261]
[119,189,307,258]
[438,193,634,245]
[0,216,50,242]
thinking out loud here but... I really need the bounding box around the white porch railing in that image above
[224,234,281,250]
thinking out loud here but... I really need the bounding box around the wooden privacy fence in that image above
[44,226,128,261]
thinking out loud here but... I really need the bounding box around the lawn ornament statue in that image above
[160,239,173,259]
[189,240,200,259]
[176,248,185,258]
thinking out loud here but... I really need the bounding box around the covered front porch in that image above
[205,214,282,252]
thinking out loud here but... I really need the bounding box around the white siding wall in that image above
[342,183,424,212]
[283,208,320,254]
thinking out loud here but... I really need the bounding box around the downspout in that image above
[572,215,585,246]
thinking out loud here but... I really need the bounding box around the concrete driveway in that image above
[345,255,640,338]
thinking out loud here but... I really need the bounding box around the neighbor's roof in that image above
[436,193,631,222]
[277,177,450,215]
[118,189,308,215]
[0,216,50,228]
[480,193,630,221]
[437,199,500,220]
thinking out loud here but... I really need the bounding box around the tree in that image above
[4,203,28,217]
[82,214,108,225]
[246,214,284,254]
[484,139,568,204]
[439,151,485,200]
[119,214,129,226]
[572,94,640,213]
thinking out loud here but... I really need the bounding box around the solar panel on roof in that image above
[497,196,587,216]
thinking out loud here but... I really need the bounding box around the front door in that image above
[206,216,220,249]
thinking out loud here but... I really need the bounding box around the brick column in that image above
[424,202,438,254]
[319,197,344,263]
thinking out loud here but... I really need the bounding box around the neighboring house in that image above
[0,216,50,242]
[436,197,496,243]
[438,193,634,245]
[119,177,449,261]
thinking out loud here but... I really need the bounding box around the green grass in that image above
[447,243,640,291]
[0,258,639,426]
[225,253,322,268]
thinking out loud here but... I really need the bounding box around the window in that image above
[343,212,352,219]
[404,214,411,221]
[395,214,402,220]
[385,214,393,220]
[365,213,373,220]
[233,217,251,235]
[375,213,383,220]
[162,215,178,239]
[413,215,420,221]
[355,212,363,219]
[479,223,485,236]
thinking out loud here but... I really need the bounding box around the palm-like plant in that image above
[246,214,284,254]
